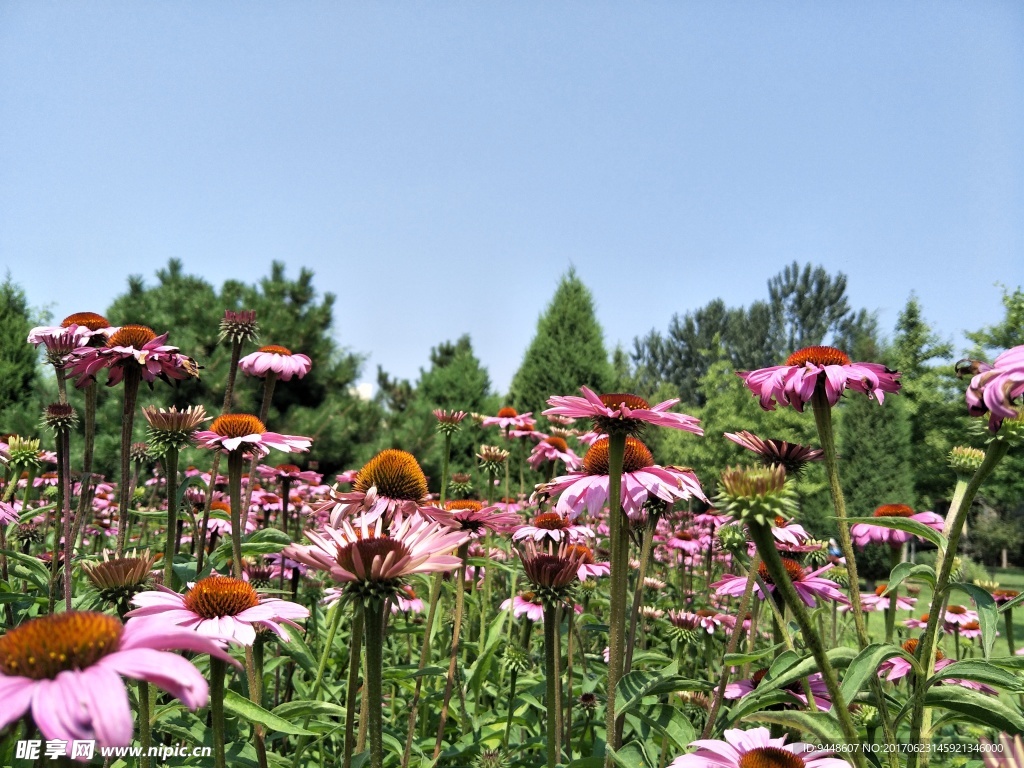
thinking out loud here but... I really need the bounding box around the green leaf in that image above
[567,759,606,768]
[749,710,846,744]
[723,643,784,667]
[760,647,858,695]
[607,742,652,768]
[919,686,1024,733]
[845,516,947,550]
[270,700,347,721]
[949,582,998,659]
[223,689,313,736]
[0,549,50,590]
[632,705,696,751]
[841,643,917,701]
[616,660,679,717]
[885,561,936,591]
[998,591,1024,613]
[926,660,1024,693]
[209,528,293,569]
[276,623,317,677]
[986,656,1024,670]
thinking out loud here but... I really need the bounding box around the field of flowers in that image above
[1,307,1022,768]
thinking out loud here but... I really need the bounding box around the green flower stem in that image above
[907,440,1009,768]
[54,365,67,405]
[401,572,444,768]
[440,432,452,506]
[434,543,471,759]
[564,606,575,760]
[210,657,227,768]
[624,517,655,675]
[61,427,74,612]
[344,606,366,768]
[163,447,180,588]
[245,640,269,768]
[72,383,100,557]
[544,604,562,768]
[748,522,867,768]
[227,451,246,580]
[48,426,71,614]
[1006,607,1015,655]
[702,554,760,739]
[139,681,152,768]
[364,599,387,768]
[115,366,142,556]
[604,431,627,763]
[241,373,278,531]
[292,600,344,768]
[811,387,899,767]
[885,547,901,644]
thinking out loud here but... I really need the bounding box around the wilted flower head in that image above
[449,472,473,496]
[144,405,208,452]
[41,403,78,434]
[518,540,588,604]
[724,430,823,475]
[218,309,259,345]
[716,465,796,525]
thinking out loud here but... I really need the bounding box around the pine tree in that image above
[509,268,612,416]
[0,275,43,433]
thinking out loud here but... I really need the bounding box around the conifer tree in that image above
[509,268,612,416]
[0,275,42,433]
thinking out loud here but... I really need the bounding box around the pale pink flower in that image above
[501,593,545,622]
[258,463,322,484]
[943,604,980,627]
[528,436,582,471]
[126,576,309,646]
[962,345,1024,431]
[0,612,234,755]
[850,503,944,548]
[194,413,311,457]
[544,387,702,436]
[239,344,312,381]
[65,325,199,388]
[512,512,595,544]
[852,584,917,612]
[714,560,849,607]
[738,345,900,413]
[442,500,522,538]
[669,727,847,768]
[482,407,535,430]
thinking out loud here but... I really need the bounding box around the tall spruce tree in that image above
[0,275,43,434]
[509,268,612,415]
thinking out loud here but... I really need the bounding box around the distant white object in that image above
[351,382,374,401]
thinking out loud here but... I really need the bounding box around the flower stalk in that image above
[115,366,142,556]
[604,431,627,759]
[364,598,387,768]
[543,604,562,768]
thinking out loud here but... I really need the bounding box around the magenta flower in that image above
[195,413,311,457]
[962,345,1024,431]
[850,504,944,548]
[126,576,309,646]
[442,500,522,538]
[851,584,917,612]
[481,406,535,430]
[65,325,199,388]
[542,436,706,520]
[724,669,832,711]
[528,436,582,471]
[512,512,595,544]
[724,430,824,475]
[562,543,610,581]
[943,604,980,627]
[878,639,995,691]
[283,512,467,585]
[501,592,545,622]
[324,449,447,527]
[669,727,847,768]
[545,387,702,436]
[0,611,234,753]
[239,344,312,381]
[738,345,901,413]
[714,559,849,608]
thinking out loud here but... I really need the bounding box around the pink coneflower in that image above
[239,344,312,381]
[494,496,524,514]
[392,585,425,614]
[724,430,825,475]
[956,620,984,640]
[769,515,812,548]
[258,462,322,485]
[194,413,311,458]
[528,436,582,471]
[669,726,847,768]
[542,436,707,520]
[443,499,522,538]
[512,512,595,543]
[876,638,995,691]
[714,559,849,608]
[65,324,199,388]
[433,410,467,435]
[283,512,467,587]
[961,345,1024,431]
[501,591,545,621]
[942,604,980,627]
[850,504,944,548]
[693,509,732,528]
[0,501,17,525]
[482,406,536,431]
[694,609,725,634]
[852,584,917,612]
[126,576,309,646]
[564,543,610,580]
[518,540,591,595]
[325,449,444,527]
[0,611,233,751]
[668,529,706,555]
[28,312,116,346]
[724,669,832,711]
[904,613,933,630]
[544,387,702,437]
[738,345,901,413]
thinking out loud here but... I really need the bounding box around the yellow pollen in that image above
[445,500,483,512]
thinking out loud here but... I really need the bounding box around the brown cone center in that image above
[0,612,122,680]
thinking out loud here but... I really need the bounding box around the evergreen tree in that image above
[509,268,612,415]
[0,275,44,434]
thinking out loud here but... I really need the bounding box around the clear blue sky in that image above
[2,3,1021,393]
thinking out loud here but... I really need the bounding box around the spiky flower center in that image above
[336,537,411,576]
[277,464,301,474]
[875,584,890,597]
[874,504,914,518]
[737,746,805,768]
[0,612,122,680]
[962,620,980,631]
[676,531,695,541]
[259,344,292,355]
[583,436,654,475]
[758,558,804,585]
[903,638,919,654]
[784,345,851,367]
[564,544,595,564]
[354,449,428,501]
[108,324,157,349]
[696,609,716,618]
[532,512,568,530]
[947,605,967,615]
[184,576,260,618]
[497,407,518,418]
[544,436,569,452]
[210,414,266,438]
[446,500,483,512]
[61,312,110,331]
[210,501,232,514]
[598,393,650,411]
